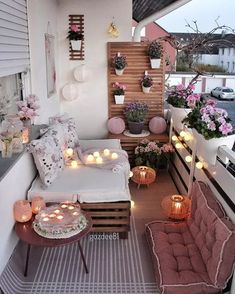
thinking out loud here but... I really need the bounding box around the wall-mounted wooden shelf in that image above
[69,14,84,60]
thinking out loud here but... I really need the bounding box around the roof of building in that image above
[133,0,179,22]
[171,32,235,54]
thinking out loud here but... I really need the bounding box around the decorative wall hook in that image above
[107,19,119,38]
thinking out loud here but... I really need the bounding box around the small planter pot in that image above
[128,121,145,134]
[114,95,125,104]
[115,68,124,76]
[70,40,82,51]
[142,85,151,93]
[150,58,161,69]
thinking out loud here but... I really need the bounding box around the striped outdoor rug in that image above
[0,214,159,294]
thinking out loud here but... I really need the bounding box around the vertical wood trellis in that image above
[68,14,84,60]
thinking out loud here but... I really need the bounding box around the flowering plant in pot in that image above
[16,94,40,122]
[182,99,235,165]
[112,53,127,75]
[141,74,153,93]
[67,24,84,51]
[123,102,148,134]
[148,40,163,68]
[112,82,126,104]
[135,139,174,170]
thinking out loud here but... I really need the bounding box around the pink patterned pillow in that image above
[28,136,64,186]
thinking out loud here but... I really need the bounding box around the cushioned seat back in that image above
[187,181,235,288]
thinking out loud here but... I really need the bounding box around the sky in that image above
[157,0,235,33]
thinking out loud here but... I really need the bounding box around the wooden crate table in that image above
[107,132,169,164]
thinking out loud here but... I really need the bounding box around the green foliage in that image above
[148,41,163,59]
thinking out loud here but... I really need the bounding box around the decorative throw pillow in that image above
[41,124,66,151]
[28,136,64,186]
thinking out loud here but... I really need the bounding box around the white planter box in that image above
[142,86,151,93]
[150,58,161,69]
[115,68,124,76]
[114,95,125,104]
[70,40,82,51]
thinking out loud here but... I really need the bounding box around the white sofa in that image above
[27,118,131,238]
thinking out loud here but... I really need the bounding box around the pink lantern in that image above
[107,117,125,134]
[149,116,167,134]
[32,196,45,214]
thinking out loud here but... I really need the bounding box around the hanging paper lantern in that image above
[107,117,125,134]
[149,116,167,134]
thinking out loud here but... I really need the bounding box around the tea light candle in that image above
[71,160,78,168]
[66,148,74,157]
[54,209,60,214]
[103,149,110,156]
[87,154,94,162]
[57,215,64,220]
[96,156,103,164]
[49,213,56,218]
[61,204,68,208]
[68,205,74,210]
[93,151,100,158]
[111,152,118,160]
[73,211,79,216]
[13,200,32,223]
[43,217,49,222]
[32,196,45,214]
[140,170,146,181]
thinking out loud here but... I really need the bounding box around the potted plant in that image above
[123,102,148,134]
[112,82,126,104]
[67,24,84,51]
[148,40,163,69]
[134,139,174,170]
[141,73,153,93]
[182,99,235,165]
[166,84,200,130]
[112,52,127,76]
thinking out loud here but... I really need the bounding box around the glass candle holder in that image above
[13,200,32,223]
[32,196,45,214]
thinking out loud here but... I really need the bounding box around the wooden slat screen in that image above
[0,0,29,77]
[108,42,165,126]
[68,14,84,60]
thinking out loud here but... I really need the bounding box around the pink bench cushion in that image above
[188,181,235,288]
[146,181,235,294]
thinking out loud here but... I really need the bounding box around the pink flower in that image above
[202,113,211,123]
[219,123,233,135]
[187,84,195,91]
[71,24,78,32]
[186,93,201,107]
[140,139,149,144]
[207,121,216,131]
[206,99,216,107]
[176,84,185,91]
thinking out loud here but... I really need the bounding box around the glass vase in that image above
[1,140,13,158]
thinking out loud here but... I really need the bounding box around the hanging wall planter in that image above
[114,95,125,104]
[142,85,151,93]
[150,58,161,69]
[148,40,163,69]
[115,68,124,76]
[70,40,82,51]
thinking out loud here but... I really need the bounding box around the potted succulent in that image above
[148,40,163,69]
[67,24,84,51]
[141,73,153,93]
[112,52,127,75]
[112,82,126,104]
[123,102,149,134]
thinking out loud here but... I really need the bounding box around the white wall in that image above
[0,154,37,275]
[27,0,60,124]
[197,54,219,66]
[219,48,235,73]
[57,0,132,139]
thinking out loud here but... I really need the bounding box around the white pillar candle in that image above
[111,152,118,160]
[103,149,110,156]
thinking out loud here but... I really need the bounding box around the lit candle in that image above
[54,209,60,214]
[66,148,74,157]
[49,213,56,218]
[171,135,178,141]
[171,195,184,216]
[196,161,203,169]
[22,128,29,144]
[32,196,45,214]
[61,204,68,208]
[13,200,32,223]
[93,151,100,158]
[68,205,74,210]
[87,154,94,162]
[57,215,64,220]
[140,171,146,182]
[185,155,192,163]
[72,211,79,216]
[103,149,110,156]
[96,156,103,164]
[71,160,78,168]
[175,143,183,149]
[43,217,49,222]
[111,152,118,160]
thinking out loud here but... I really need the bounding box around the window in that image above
[227,62,230,71]
[0,74,22,121]
[221,48,225,55]
[221,61,224,68]
[228,48,231,55]
[232,62,235,72]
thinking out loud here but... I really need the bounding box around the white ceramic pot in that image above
[114,95,125,104]
[169,104,191,132]
[115,68,124,76]
[192,129,235,165]
[70,40,82,51]
[150,58,161,69]
[142,86,151,93]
